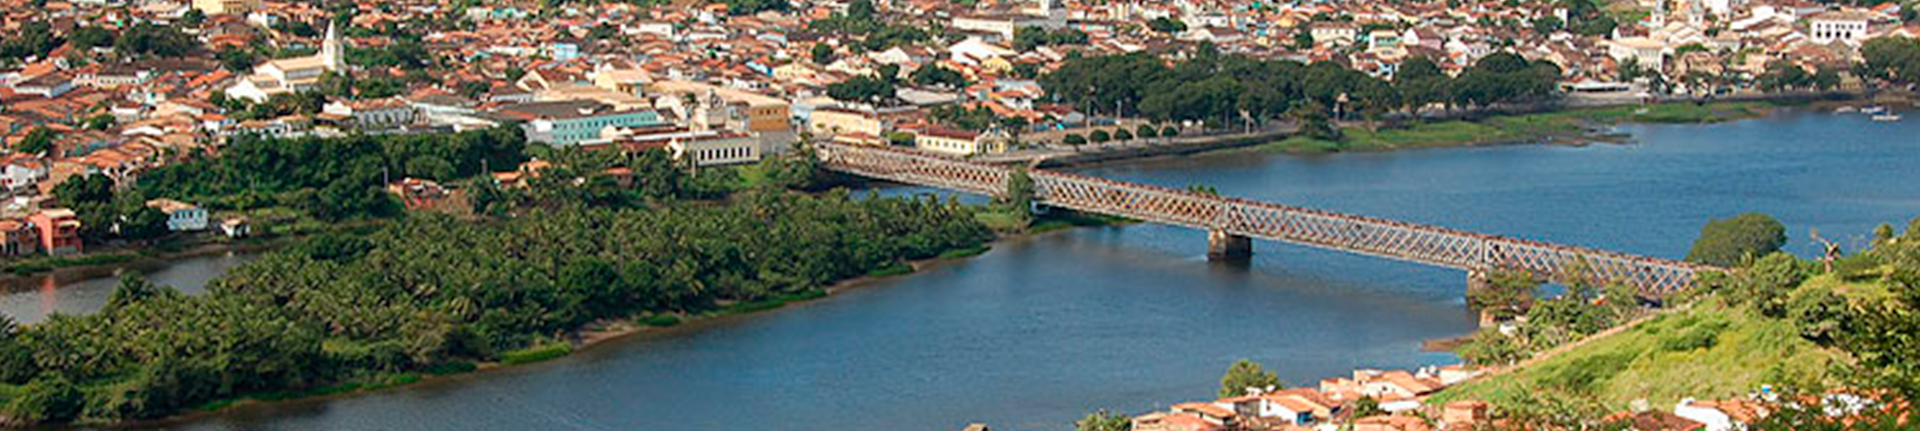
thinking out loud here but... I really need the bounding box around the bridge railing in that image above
[814,142,1717,294]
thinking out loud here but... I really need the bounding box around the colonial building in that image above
[225,22,345,103]
[494,101,668,146]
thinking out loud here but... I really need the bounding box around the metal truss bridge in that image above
[815,142,1718,295]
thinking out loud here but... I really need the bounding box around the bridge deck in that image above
[816,142,1716,294]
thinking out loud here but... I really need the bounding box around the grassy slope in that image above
[1432,300,1837,410]
[1258,101,1774,153]
[1433,273,1878,411]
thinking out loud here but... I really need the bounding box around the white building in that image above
[1808,11,1871,44]
[323,97,417,130]
[226,22,345,103]
[146,199,208,232]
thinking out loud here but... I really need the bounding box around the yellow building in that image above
[807,107,884,138]
[914,127,1007,156]
[192,0,260,15]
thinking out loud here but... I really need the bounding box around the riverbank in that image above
[1254,100,1785,154]
[0,238,290,293]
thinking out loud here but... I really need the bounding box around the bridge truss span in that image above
[815,142,1717,295]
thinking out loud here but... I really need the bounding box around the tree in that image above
[1076,409,1133,431]
[118,205,171,241]
[1135,124,1158,139]
[17,127,58,155]
[1114,129,1134,141]
[104,274,177,312]
[1758,62,1813,91]
[910,65,967,89]
[1686,213,1788,267]
[825,76,896,105]
[1063,133,1087,145]
[1147,17,1187,34]
[1161,126,1181,137]
[1089,129,1111,143]
[1349,396,1385,418]
[1861,36,1920,84]
[1219,359,1282,398]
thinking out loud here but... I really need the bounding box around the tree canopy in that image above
[1219,358,1282,398]
[1685,213,1788,267]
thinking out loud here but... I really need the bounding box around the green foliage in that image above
[1062,134,1087,145]
[15,127,57,155]
[910,65,968,89]
[0,22,60,61]
[1075,409,1133,431]
[114,23,199,58]
[138,127,527,221]
[1861,36,1920,85]
[347,40,432,70]
[1219,359,1282,398]
[811,43,834,65]
[1135,124,1158,139]
[1013,27,1088,51]
[1146,17,1187,34]
[1458,327,1528,366]
[1686,213,1787,267]
[825,75,897,105]
[2,188,993,425]
[1089,129,1111,143]
[4,375,81,424]
[723,0,788,14]
[498,342,572,365]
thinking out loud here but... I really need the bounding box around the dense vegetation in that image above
[1039,49,1560,133]
[1441,216,1920,427]
[0,129,997,426]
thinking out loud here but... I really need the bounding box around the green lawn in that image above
[1432,299,1838,411]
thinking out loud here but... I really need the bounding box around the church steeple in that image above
[321,21,344,72]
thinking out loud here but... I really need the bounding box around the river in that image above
[20,109,1918,431]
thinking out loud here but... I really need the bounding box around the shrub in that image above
[1161,126,1181,137]
[1660,326,1719,351]
[1063,134,1087,145]
[498,342,572,366]
[1114,129,1134,140]
[1089,130,1112,142]
[1136,124,1158,138]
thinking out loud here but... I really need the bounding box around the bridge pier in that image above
[1207,230,1252,261]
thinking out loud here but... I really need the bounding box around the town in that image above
[0,0,1917,429]
[0,0,1915,256]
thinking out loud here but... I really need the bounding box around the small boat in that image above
[1861,106,1887,115]
[1834,106,1859,113]
[1872,113,1902,122]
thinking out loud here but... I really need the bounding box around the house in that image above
[0,219,38,256]
[914,127,1008,156]
[323,97,417,130]
[26,208,81,256]
[808,106,887,139]
[1130,411,1226,431]
[1312,22,1361,45]
[1353,415,1434,431]
[145,199,208,231]
[192,0,259,14]
[667,131,761,167]
[10,72,75,98]
[1441,400,1489,429]
[219,217,250,238]
[1808,11,1871,44]
[1,155,49,196]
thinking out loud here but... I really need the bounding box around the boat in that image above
[1861,106,1887,115]
[1872,113,1902,122]
[1835,106,1859,113]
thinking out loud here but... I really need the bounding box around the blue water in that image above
[130,109,1919,431]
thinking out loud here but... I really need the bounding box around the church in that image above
[225,22,345,103]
